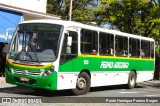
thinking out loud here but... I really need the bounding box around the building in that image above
[0,0,60,42]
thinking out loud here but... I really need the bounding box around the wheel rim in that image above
[77,77,86,90]
[130,74,135,86]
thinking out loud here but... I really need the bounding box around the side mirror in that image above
[66,36,72,54]
[64,31,72,54]
[67,36,72,47]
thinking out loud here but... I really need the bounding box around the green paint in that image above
[59,56,154,72]
[5,62,57,90]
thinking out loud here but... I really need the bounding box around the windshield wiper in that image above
[33,47,41,64]
[14,49,33,61]
[29,42,41,64]
[14,50,23,61]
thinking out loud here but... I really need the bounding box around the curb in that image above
[140,80,160,87]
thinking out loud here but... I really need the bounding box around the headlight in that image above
[42,67,55,76]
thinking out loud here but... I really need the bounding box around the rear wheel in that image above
[127,71,136,89]
[72,72,91,95]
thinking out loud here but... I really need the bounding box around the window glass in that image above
[60,31,78,64]
[10,33,19,53]
[151,42,154,58]
[141,40,150,58]
[9,23,62,62]
[115,36,128,56]
[99,32,114,55]
[129,38,140,57]
[81,29,98,54]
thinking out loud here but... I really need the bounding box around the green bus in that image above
[5,19,155,95]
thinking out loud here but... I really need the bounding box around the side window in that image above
[151,41,154,58]
[60,31,78,64]
[141,40,150,58]
[129,38,140,57]
[70,32,78,54]
[99,32,114,55]
[11,35,18,52]
[81,29,98,54]
[115,36,128,56]
[11,33,22,53]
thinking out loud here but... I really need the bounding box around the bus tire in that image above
[127,71,136,89]
[72,72,91,95]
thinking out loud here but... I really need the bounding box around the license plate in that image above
[20,77,29,82]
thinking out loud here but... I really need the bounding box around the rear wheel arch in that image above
[80,69,91,78]
[131,69,137,79]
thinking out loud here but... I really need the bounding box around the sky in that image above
[0,9,23,42]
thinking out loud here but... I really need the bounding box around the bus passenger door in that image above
[59,31,78,72]
[58,30,78,89]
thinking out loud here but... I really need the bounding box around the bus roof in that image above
[20,19,154,42]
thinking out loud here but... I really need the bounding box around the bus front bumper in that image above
[5,70,58,90]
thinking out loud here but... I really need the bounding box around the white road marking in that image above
[145,94,160,97]
[118,92,139,94]
[145,95,158,97]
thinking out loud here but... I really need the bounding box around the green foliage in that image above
[47,0,160,43]
[156,48,160,57]
[47,0,98,23]
[97,0,160,41]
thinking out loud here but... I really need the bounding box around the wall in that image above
[0,0,47,13]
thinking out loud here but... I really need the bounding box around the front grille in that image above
[12,69,42,76]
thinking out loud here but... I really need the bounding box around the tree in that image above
[47,0,98,23]
[96,0,160,38]
[149,0,160,43]
[47,0,64,15]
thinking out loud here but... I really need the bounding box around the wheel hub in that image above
[77,77,86,90]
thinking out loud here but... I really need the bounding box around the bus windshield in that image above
[8,23,63,62]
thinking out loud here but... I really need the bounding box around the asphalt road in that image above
[0,83,159,98]
[0,82,160,105]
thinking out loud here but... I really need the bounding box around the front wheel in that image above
[72,72,91,95]
[127,71,136,89]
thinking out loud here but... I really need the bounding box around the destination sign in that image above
[19,23,62,32]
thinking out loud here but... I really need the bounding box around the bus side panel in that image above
[136,71,154,82]
[90,72,129,87]
[58,58,78,90]
[58,55,154,89]
[57,72,78,90]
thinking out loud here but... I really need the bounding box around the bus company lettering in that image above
[100,61,129,69]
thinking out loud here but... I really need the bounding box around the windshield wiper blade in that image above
[14,50,33,61]
[14,50,23,60]
[28,43,41,64]
[33,49,41,64]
